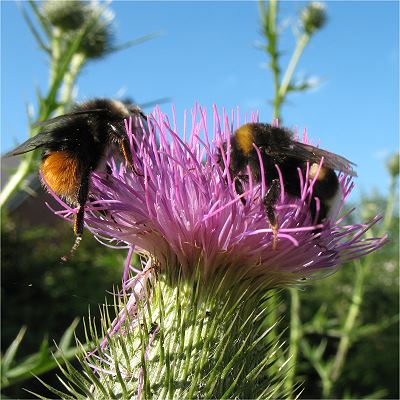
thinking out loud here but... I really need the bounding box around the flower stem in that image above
[285,288,301,394]
[278,32,311,101]
[59,52,86,112]
[267,0,281,120]
[49,27,62,88]
[0,156,34,207]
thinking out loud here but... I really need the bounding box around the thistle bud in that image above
[42,0,86,31]
[300,2,327,35]
[71,5,114,59]
[77,18,113,59]
[387,152,400,178]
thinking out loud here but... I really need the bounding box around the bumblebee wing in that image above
[279,141,357,176]
[33,109,104,127]
[4,132,52,157]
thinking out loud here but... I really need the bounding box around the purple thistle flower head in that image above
[50,105,387,290]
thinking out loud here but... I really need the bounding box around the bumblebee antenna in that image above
[60,201,86,263]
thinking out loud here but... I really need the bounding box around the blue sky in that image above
[1,1,399,200]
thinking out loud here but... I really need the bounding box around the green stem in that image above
[278,33,310,100]
[59,52,86,111]
[329,259,365,384]
[0,156,34,208]
[285,288,301,394]
[267,0,281,120]
[49,27,62,87]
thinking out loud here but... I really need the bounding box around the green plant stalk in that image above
[278,32,311,110]
[49,27,62,87]
[0,156,34,207]
[264,0,281,120]
[285,288,301,394]
[321,368,333,399]
[328,175,397,388]
[59,52,86,112]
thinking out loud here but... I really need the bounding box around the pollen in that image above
[309,162,327,180]
[235,124,254,155]
[41,151,80,202]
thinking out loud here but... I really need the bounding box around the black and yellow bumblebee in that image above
[218,122,357,249]
[6,98,147,261]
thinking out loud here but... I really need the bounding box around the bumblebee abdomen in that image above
[41,151,81,202]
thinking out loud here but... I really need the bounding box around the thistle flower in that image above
[51,105,386,287]
[46,105,386,398]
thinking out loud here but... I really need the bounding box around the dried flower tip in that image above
[301,2,327,35]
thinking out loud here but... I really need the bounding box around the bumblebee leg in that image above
[234,175,245,205]
[61,169,91,262]
[120,139,143,176]
[232,174,249,205]
[263,179,281,250]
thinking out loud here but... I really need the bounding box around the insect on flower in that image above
[5,98,147,261]
[44,105,386,290]
[218,122,357,249]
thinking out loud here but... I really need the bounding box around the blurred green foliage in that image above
[1,212,124,398]
[289,191,399,398]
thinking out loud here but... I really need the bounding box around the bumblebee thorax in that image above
[234,124,254,156]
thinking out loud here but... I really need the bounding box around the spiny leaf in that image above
[108,32,162,54]
[2,326,27,373]
[58,318,80,354]
[17,2,50,53]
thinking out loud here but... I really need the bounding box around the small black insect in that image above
[6,98,147,261]
[218,122,357,249]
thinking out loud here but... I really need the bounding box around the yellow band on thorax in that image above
[235,124,254,155]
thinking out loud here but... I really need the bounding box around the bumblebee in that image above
[6,98,146,261]
[219,123,357,249]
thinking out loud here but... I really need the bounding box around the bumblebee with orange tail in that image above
[218,123,357,249]
[6,99,146,261]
